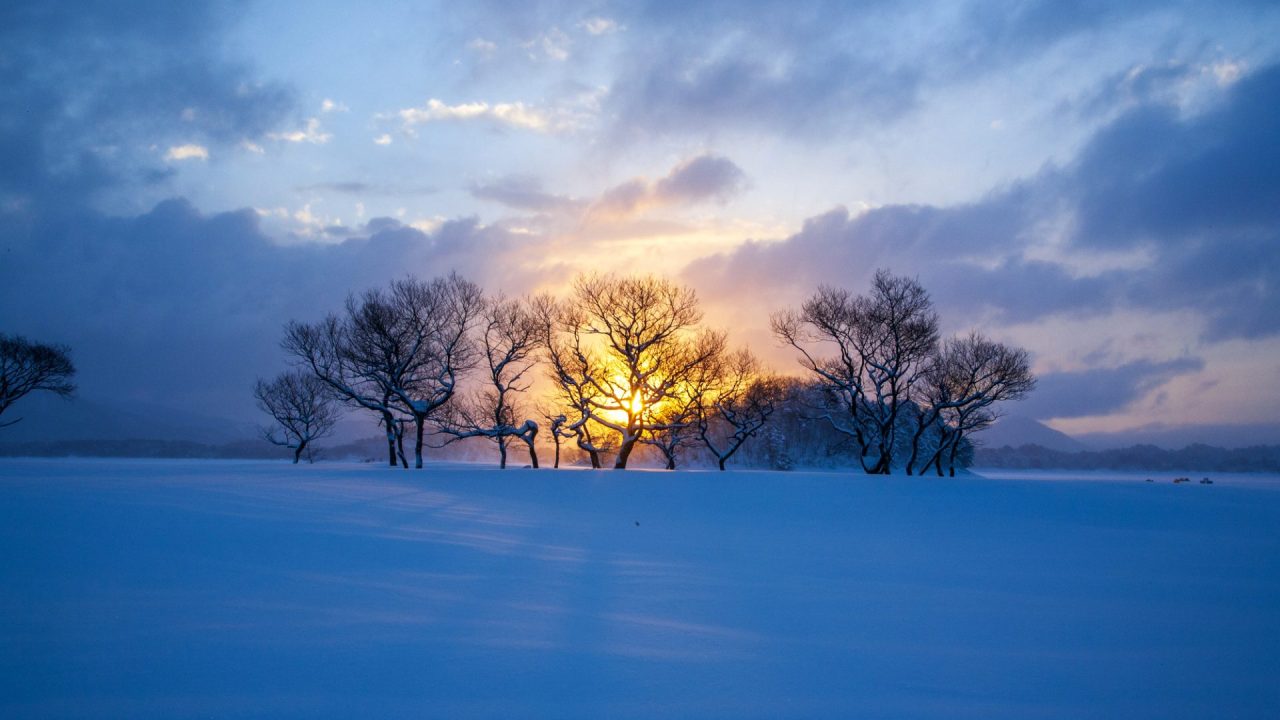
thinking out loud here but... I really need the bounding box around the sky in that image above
[2,0,1279,442]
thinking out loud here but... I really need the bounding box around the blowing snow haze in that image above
[2,1,1279,447]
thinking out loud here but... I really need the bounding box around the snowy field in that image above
[2,458,1278,719]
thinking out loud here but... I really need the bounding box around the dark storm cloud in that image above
[1071,65,1280,249]
[0,1,293,206]
[1017,357,1205,420]
[0,199,521,419]
[686,62,1280,340]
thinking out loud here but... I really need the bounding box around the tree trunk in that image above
[414,415,425,469]
[867,452,890,475]
[718,456,727,471]
[665,454,676,470]
[393,420,408,468]
[519,430,539,469]
[906,419,932,476]
[614,436,637,469]
[553,439,560,469]
[858,445,877,474]
[293,441,305,464]
[947,431,963,477]
[498,438,507,469]
[384,413,398,467]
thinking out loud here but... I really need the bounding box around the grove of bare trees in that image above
[773,270,1035,475]
[262,268,1033,474]
[537,274,727,469]
[434,295,542,469]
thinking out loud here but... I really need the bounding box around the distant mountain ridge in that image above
[975,415,1087,453]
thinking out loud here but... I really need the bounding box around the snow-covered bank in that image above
[2,458,1278,719]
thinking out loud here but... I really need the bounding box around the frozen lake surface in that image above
[2,458,1278,719]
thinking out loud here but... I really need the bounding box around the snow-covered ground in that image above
[2,458,1278,719]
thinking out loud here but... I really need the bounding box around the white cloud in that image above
[373,133,393,145]
[268,117,332,144]
[320,98,349,113]
[541,28,570,60]
[410,217,446,234]
[468,37,497,54]
[1210,60,1245,86]
[164,144,209,161]
[240,140,265,154]
[392,98,559,133]
[523,28,570,61]
[579,17,620,36]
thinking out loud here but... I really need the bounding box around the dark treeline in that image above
[976,443,1280,473]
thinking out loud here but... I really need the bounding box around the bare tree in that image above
[639,398,700,470]
[435,295,542,469]
[904,352,963,476]
[254,370,339,463]
[534,294,613,469]
[925,333,1035,476]
[539,275,726,469]
[0,334,76,429]
[284,274,483,470]
[380,274,485,469]
[695,349,780,471]
[283,316,404,467]
[774,270,938,474]
[540,408,577,469]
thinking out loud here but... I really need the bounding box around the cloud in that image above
[293,181,438,197]
[470,175,582,213]
[390,98,560,133]
[0,198,528,420]
[0,1,294,208]
[579,17,620,36]
[468,37,498,55]
[1017,358,1205,420]
[373,134,393,145]
[518,27,571,61]
[590,0,1246,141]
[654,155,747,205]
[320,98,348,113]
[164,144,209,161]
[268,117,332,144]
[685,62,1280,341]
[298,181,370,194]
[590,154,747,219]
